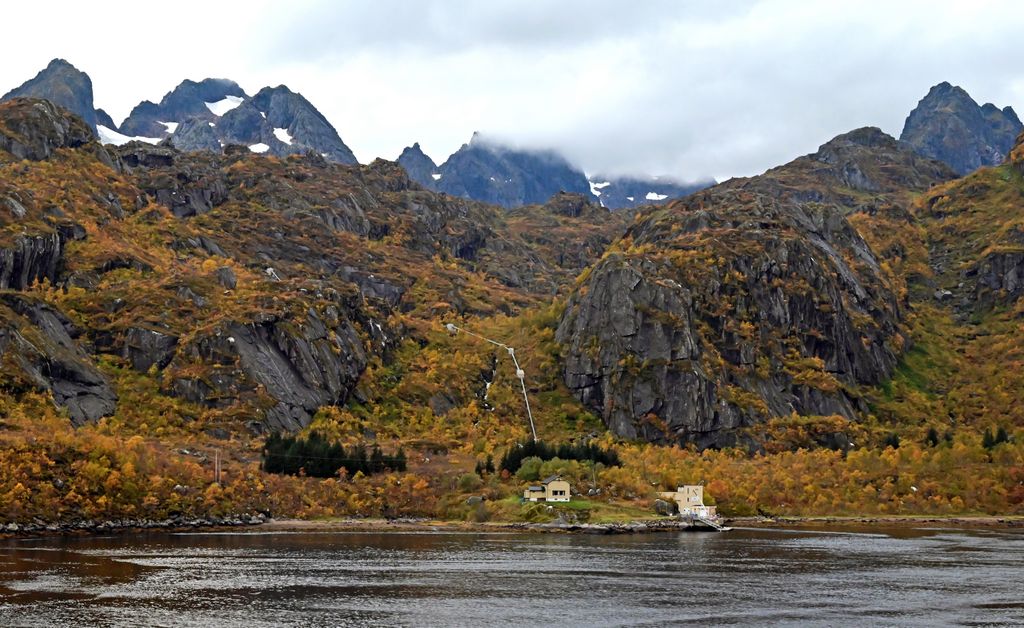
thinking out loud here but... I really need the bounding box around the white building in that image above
[523,475,571,502]
[658,485,717,518]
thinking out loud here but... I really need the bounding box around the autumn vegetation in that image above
[1,103,1023,528]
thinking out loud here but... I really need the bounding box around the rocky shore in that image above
[0,512,268,537]
[5,513,1022,540]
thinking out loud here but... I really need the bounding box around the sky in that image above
[2,0,1023,181]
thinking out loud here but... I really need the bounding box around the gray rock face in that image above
[0,98,96,161]
[122,327,178,372]
[169,307,368,432]
[120,78,247,138]
[1,59,99,133]
[557,127,956,448]
[0,295,117,425]
[168,118,222,153]
[0,231,64,290]
[900,82,1023,175]
[434,134,592,209]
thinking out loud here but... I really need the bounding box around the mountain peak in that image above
[1,58,98,133]
[45,58,77,71]
[120,77,248,137]
[397,143,439,187]
[900,82,1022,175]
[822,126,897,151]
[436,137,591,208]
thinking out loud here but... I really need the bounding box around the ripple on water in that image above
[1,527,1023,627]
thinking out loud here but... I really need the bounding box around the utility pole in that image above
[445,323,537,442]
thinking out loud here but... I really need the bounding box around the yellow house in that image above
[658,485,717,518]
[523,475,571,502]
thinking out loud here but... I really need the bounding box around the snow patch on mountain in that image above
[205,95,244,116]
[97,125,162,146]
[645,192,669,201]
[273,128,293,145]
[249,143,270,153]
[159,121,179,134]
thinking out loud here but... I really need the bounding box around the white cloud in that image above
[2,0,1023,180]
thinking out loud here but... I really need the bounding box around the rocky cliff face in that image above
[900,82,1022,175]
[433,134,592,208]
[587,174,714,211]
[0,295,117,426]
[557,127,956,448]
[1,59,100,134]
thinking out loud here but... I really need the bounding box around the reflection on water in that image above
[1,526,1022,627]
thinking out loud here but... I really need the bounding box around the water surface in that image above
[1,526,1021,626]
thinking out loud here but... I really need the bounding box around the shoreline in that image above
[257,514,1024,534]
[2,514,1022,541]
[729,515,1024,528]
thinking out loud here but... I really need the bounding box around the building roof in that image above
[526,486,544,492]
[540,475,562,485]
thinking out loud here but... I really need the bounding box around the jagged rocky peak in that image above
[900,81,1022,175]
[397,142,440,189]
[111,79,359,164]
[1,58,99,134]
[556,127,959,449]
[119,77,248,138]
[587,173,714,211]
[212,84,358,164]
[433,133,593,208]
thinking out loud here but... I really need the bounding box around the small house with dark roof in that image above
[523,475,571,502]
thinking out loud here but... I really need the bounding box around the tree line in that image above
[498,438,621,473]
[263,432,407,478]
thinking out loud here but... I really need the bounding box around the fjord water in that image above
[1,527,1022,627]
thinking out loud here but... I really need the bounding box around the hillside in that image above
[1,100,1022,526]
[0,98,636,523]
[558,127,956,447]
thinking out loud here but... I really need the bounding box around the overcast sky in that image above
[3,0,1023,181]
